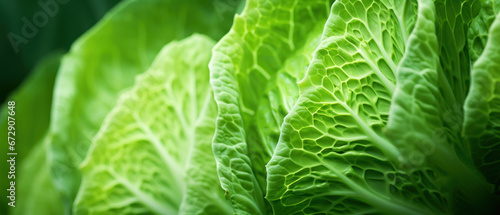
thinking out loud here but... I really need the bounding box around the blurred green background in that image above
[0,0,122,103]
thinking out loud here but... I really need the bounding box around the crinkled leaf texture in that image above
[464,9,500,189]
[74,34,231,215]
[468,0,500,63]
[48,0,238,210]
[386,0,493,212]
[209,0,333,213]
[267,0,494,214]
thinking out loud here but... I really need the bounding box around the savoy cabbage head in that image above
[1,0,499,214]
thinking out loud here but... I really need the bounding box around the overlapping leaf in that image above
[468,0,500,62]
[3,0,500,214]
[266,0,493,213]
[74,35,231,214]
[463,9,500,189]
[265,0,438,213]
[209,0,334,213]
[0,53,62,214]
[47,0,238,210]
[13,135,65,215]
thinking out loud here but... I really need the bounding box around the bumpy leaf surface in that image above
[468,0,500,62]
[48,0,238,209]
[463,10,500,188]
[266,0,463,214]
[74,35,231,215]
[209,0,333,213]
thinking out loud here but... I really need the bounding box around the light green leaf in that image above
[428,0,481,167]
[0,53,62,214]
[209,0,333,213]
[267,0,497,213]
[388,0,483,168]
[74,34,231,215]
[48,0,238,210]
[266,0,456,213]
[463,10,500,188]
[12,135,65,215]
